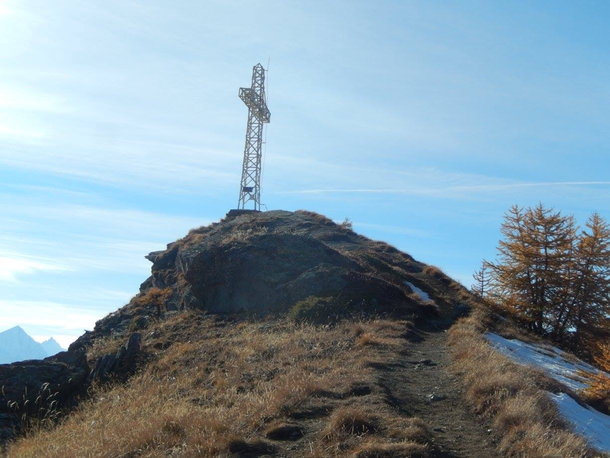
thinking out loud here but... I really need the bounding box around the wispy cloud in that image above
[0,141,239,192]
[0,123,45,140]
[0,200,210,275]
[280,181,610,198]
[0,84,68,113]
[0,253,68,282]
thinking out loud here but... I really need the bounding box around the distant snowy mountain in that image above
[40,337,64,357]
[0,327,64,364]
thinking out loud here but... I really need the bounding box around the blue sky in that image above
[1,1,609,347]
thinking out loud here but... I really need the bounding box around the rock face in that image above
[170,211,430,316]
[69,210,440,345]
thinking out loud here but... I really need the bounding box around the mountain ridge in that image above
[0,327,65,364]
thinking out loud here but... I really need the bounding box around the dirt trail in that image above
[379,322,499,457]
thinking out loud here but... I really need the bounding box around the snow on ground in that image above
[548,392,610,453]
[405,281,432,302]
[485,332,610,453]
[484,332,604,391]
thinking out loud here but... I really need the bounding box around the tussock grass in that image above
[326,407,380,437]
[7,313,430,457]
[449,309,595,457]
[421,265,445,278]
[86,333,127,362]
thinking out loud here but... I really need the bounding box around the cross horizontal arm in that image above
[239,88,270,123]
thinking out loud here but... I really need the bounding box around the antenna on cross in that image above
[236,63,270,212]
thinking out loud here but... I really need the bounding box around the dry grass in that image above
[326,407,380,437]
[421,265,446,278]
[86,333,127,362]
[316,406,431,457]
[295,209,336,226]
[221,225,269,244]
[448,309,595,457]
[7,313,431,457]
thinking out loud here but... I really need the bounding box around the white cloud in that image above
[0,142,239,192]
[0,253,68,282]
[0,85,67,113]
[0,202,210,275]
[280,180,610,198]
[0,123,45,139]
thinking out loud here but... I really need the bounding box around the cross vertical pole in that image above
[237,63,270,211]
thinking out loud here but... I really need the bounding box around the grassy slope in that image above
[7,312,433,457]
[448,307,602,457]
[6,209,606,457]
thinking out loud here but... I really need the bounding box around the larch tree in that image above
[486,204,576,333]
[485,204,609,357]
[570,213,610,349]
[471,262,491,300]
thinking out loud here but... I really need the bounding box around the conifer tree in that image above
[487,204,576,333]
[570,213,610,349]
[486,205,609,354]
[471,262,491,299]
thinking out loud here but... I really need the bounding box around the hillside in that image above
[1,210,607,457]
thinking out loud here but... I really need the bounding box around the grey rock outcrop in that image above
[89,333,142,383]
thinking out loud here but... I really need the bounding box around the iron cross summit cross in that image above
[237,63,270,211]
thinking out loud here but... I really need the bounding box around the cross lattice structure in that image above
[237,63,270,211]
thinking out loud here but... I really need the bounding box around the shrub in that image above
[340,217,353,230]
[133,287,172,315]
[287,296,342,324]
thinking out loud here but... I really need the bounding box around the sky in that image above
[0,0,609,348]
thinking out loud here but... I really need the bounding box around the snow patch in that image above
[484,333,605,392]
[548,392,610,453]
[405,281,431,302]
[485,333,610,452]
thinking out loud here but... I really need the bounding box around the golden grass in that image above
[421,265,445,278]
[7,313,430,457]
[448,309,595,457]
[316,406,431,457]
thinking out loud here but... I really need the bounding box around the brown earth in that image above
[388,322,499,457]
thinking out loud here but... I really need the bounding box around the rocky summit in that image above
[0,210,469,447]
[70,210,456,347]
